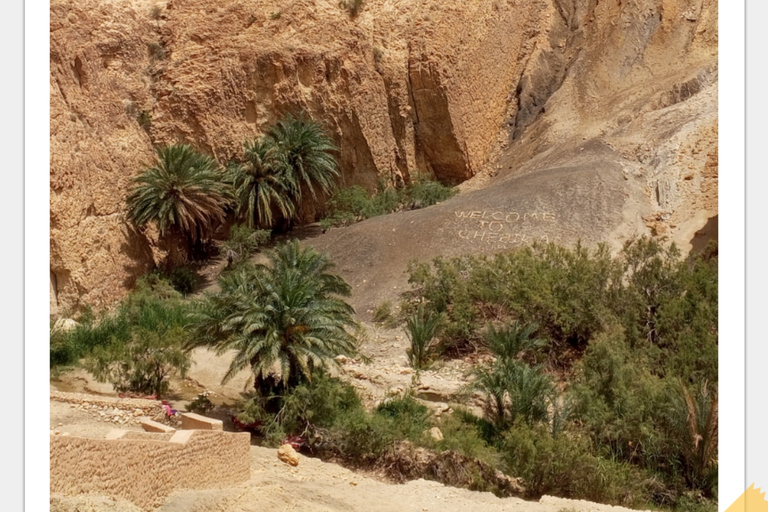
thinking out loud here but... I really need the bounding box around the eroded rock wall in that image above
[50,0,547,314]
[50,0,717,314]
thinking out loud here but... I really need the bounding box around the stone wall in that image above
[51,389,167,427]
[50,427,251,510]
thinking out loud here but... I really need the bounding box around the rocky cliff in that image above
[50,0,717,316]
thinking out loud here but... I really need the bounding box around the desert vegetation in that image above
[123,113,452,272]
[319,173,456,231]
[126,144,231,267]
[188,240,359,393]
[53,108,717,510]
[53,116,718,508]
[51,231,717,512]
[397,239,718,510]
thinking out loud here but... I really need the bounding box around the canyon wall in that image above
[50,0,717,315]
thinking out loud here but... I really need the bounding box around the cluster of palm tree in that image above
[126,113,339,266]
[226,114,339,229]
[188,240,358,395]
[472,321,553,429]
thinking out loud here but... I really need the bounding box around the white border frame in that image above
[26,1,746,511]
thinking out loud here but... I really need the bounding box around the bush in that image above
[50,281,192,369]
[219,224,271,268]
[406,238,716,373]
[407,176,457,209]
[84,325,190,396]
[403,238,718,506]
[372,300,395,325]
[236,373,430,461]
[320,175,456,230]
[339,0,364,17]
[425,410,500,467]
[166,267,200,295]
[502,423,651,506]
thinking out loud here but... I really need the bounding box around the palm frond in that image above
[126,144,230,241]
[190,240,357,389]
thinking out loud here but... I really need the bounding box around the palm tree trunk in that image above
[161,227,190,270]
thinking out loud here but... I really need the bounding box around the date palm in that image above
[405,305,442,370]
[189,240,357,392]
[225,139,296,228]
[666,380,718,489]
[472,359,553,428]
[127,144,230,244]
[485,321,546,361]
[267,113,340,204]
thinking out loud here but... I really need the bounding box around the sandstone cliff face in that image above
[50,0,717,315]
[51,0,160,315]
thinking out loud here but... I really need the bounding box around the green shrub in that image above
[236,373,430,460]
[502,423,650,506]
[166,267,200,295]
[372,300,399,328]
[406,175,457,209]
[50,282,192,369]
[406,239,716,373]
[403,238,718,506]
[372,300,393,323]
[83,325,190,396]
[425,411,500,467]
[219,224,271,267]
[320,175,456,230]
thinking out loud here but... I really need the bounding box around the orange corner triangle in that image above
[726,484,768,512]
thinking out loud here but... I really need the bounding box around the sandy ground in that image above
[50,319,654,512]
[50,418,651,512]
[52,321,481,412]
[49,315,643,512]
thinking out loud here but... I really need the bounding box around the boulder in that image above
[277,444,300,466]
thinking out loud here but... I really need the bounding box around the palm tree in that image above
[127,144,230,265]
[505,362,553,426]
[666,380,718,490]
[189,240,358,393]
[225,139,296,228]
[472,359,553,429]
[267,113,340,204]
[485,321,546,361]
[405,305,442,370]
[472,360,511,427]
